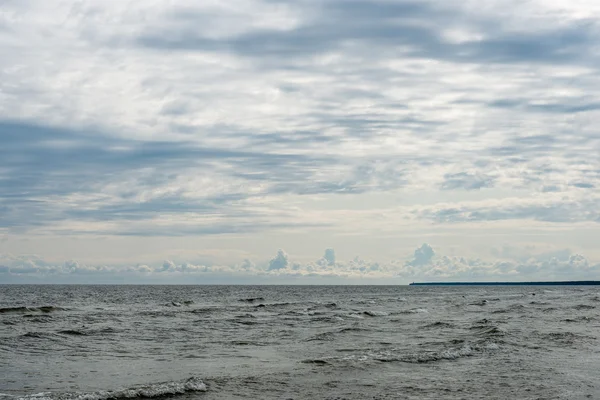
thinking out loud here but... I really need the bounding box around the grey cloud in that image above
[2,246,600,283]
[162,260,176,272]
[3,0,600,239]
[268,249,289,270]
[440,172,495,191]
[399,246,600,282]
[572,182,595,189]
[323,248,336,266]
[541,185,562,193]
[1,121,399,232]
[8,266,40,274]
[240,259,255,270]
[491,246,572,263]
[490,98,600,114]
[421,199,600,223]
[136,1,600,67]
[79,221,328,237]
[408,243,435,267]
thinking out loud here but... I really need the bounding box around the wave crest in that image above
[7,377,207,400]
[0,306,64,314]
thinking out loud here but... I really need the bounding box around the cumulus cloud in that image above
[408,243,435,267]
[2,244,597,284]
[323,248,336,266]
[268,249,289,271]
[398,244,600,282]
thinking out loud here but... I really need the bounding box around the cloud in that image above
[1,0,600,274]
[397,245,600,282]
[419,195,600,223]
[135,1,600,67]
[2,244,599,284]
[323,248,336,266]
[572,182,595,189]
[440,172,496,191]
[268,249,290,270]
[408,243,435,267]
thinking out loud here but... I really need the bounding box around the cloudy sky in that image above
[1,0,600,283]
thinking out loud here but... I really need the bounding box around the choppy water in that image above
[1,285,599,399]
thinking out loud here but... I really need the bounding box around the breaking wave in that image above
[372,340,500,364]
[0,306,65,314]
[393,308,428,314]
[4,377,207,400]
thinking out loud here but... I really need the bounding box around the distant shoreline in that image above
[409,281,600,286]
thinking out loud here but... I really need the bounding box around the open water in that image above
[0,285,599,399]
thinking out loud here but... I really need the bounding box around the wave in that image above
[231,319,259,326]
[309,315,344,323]
[322,302,338,308]
[541,307,557,313]
[538,331,593,345]
[301,359,330,365]
[21,332,58,339]
[492,304,525,314]
[5,377,207,400]
[305,325,368,341]
[468,300,488,306]
[22,315,54,323]
[573,304,595,310]
[423,321,455,329]
[239,297,265,303]
[372,340,500,364]
[470,326,506,337]
[189,307,219,315]
[393,308,428,315]
[0,306,64,314]
[361,311,388,317]
[234,313,256,319]
[253,302,294,309]
[337,326,369,333]
[305,332,336,342]
[230,340,268,346]
[563,316,594,323]
[387,345,475,363]
[58,330,87,336]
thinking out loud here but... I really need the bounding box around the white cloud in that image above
[323,248,336,266]
[268,249,289,271]
[408,243,435,267]
[2,245,598,283]
[1,0,600,279]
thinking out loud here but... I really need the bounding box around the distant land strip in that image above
[409,281,600,286]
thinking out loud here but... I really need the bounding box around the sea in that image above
[1,285,599,400]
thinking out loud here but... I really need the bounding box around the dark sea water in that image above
[1,285,599,400]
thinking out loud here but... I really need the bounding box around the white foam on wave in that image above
[338,339,500,365]
[395,308,428,314]
[9,377,207,400]
[373,345,474,363]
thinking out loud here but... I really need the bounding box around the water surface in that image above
[1,285,599,399]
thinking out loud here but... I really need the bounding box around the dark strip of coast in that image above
[409,281,600,286]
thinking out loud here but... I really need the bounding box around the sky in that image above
[1,0,600,284]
